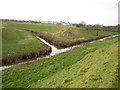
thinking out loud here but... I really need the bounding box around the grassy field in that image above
[2,22,118,57]
[3,22,118,49]
[2,21,119,88]
[2,37,118,88]
[3,22,118,41]
[2,22,43,58]
[47,27,118,41]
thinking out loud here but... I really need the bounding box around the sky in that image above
[0,0,119,26]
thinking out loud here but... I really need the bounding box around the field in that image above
[2,37,118,88]
[2,22,43,57]
[2,22,52,65]
[2,21,119,88]
[5,22,117,42]
[2,22,118,64]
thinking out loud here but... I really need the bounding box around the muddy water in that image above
[0,34,120,70]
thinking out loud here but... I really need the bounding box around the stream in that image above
[0,34,120,70]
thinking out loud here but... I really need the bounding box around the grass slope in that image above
[32,42,118,88]
[2,37,118,88]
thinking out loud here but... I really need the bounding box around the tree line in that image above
[1,19,120,30]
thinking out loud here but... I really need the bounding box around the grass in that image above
[51,27,118,41]
[2,22,42,58]
[2,21,117,57]
[3,22,118,42]
[32,42,118,88]
[3,22,68,33]
[2,21,119,88]
[2,37,118,88]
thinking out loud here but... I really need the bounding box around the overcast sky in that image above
[1,0,119,26]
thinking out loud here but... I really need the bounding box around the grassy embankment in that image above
[2,22,51,65]
[2,37,119,88]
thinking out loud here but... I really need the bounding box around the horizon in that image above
[1,18,119,26]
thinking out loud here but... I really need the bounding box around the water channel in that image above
[0,34,119,70]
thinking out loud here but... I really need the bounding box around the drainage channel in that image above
[0,34,120,70]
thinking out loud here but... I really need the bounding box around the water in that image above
[0,34,120,70]
[36,36,83,57]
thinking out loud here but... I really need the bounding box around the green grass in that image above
[2,22,119,88]
[2,37,118,88]
[32,42,118,88]
[3,22,118,42]
[2,21,118,57]
[2,22,42,57]
[4,22,68,33]
[52,27,118,41]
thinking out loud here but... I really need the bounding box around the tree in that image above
[76,21,87,27]
[80,21,86,26]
